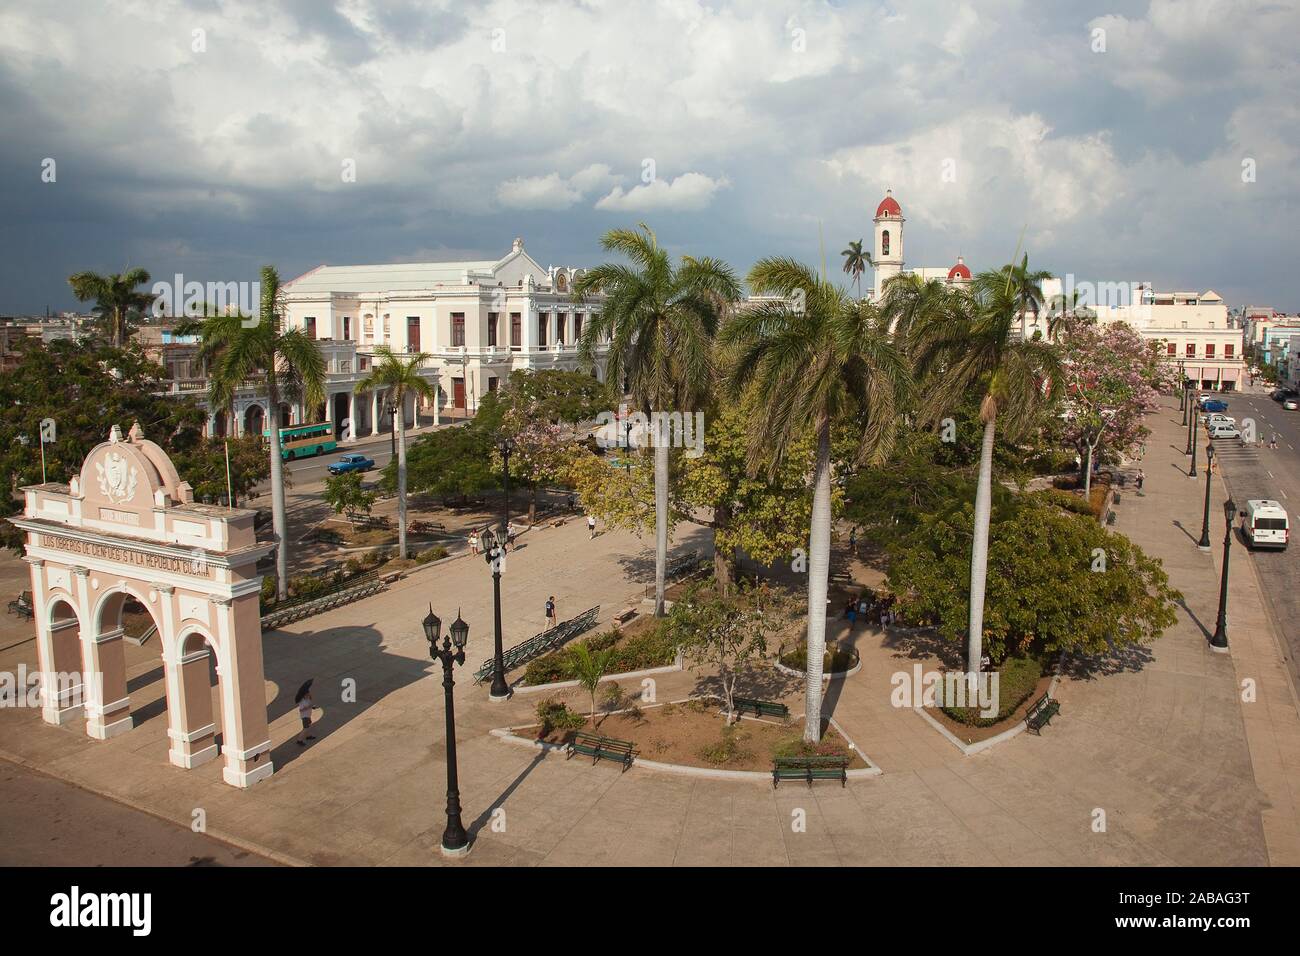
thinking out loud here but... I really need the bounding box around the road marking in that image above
[1268,471,1275,479]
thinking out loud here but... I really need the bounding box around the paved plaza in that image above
[1,398,1298,866]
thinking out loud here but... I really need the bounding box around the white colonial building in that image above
[271,238,608,439]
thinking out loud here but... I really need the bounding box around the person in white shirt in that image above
[296,690,315,746]
[587,514,597,539]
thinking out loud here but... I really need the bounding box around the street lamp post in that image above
[423,605,471,856]
[1189,404,1199,477]
[498,437,515,538]
[1178,363,1186,413]
[482,527,510,701]
[1198,445,1214,550]
[1210,499,1235,653]
[624,418,634,469]
[387,400,397,458]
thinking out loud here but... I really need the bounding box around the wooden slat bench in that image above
[734,697,789,720]
[772,755,849,788]
[473,605,600,685]
[1025,694,1060,734]
[568,731,636,771]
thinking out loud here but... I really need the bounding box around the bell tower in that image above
[872,189,904,302]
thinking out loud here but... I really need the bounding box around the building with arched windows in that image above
[866,190,973,304]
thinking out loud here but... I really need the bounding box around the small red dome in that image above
[948,257,971,280]
[875,190,901,218]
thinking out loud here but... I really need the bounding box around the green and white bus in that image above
[269,422,337,461]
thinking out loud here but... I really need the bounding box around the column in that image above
[216,596,274,788]
[433,379,441,426]
[324,391,335,433]
[371,391,381,437]
[348,392,358,442]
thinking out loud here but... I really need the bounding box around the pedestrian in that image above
[587,513,597,539]
[1136,469,1145,494]
[469,529,479,555]
[1270,433,1279,450]
[848,527,857,554]
[545,595,557,629]
[294,680,316,747]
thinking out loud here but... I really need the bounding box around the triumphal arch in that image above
[9,422,276,787]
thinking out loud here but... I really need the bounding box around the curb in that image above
[911,660,1064,757]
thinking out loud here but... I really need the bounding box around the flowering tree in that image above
[492,412,578,523]
[1056,320,1171,498]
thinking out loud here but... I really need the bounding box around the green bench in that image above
[568,731,636,771]
[772,755,849,788]
[1025,694,1060,734]
[733,696,789,720]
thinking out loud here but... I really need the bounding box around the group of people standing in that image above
[844,589,897,631]
[467,522,523,556]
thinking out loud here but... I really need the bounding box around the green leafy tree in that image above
[356,345,435,559]
[678,400,823,593]
[67,267,154,348]
[194,266,326,600]
[888,498,1180,661]
[397,423,497,503]
[722,258,910,743]
[324,471,377,525]
[670,582,799,719]
[574,224,740,616]
[496,368,614,430]
[173,434,270,505]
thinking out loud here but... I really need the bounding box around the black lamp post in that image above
[1198,444,1214,550]
[1185,382,1195,446]
[387,400,398,458]
[424,605,471,856]
[498,437,515,537]
[481,527,510,701]
[1189,405,1198,477]
[1178,363,1186,413]
[1210,499,1235,652]
[624,418,633,468]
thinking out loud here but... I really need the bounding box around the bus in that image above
[268,422,337,461]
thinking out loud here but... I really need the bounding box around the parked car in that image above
[1240,499,1289,550]
[1201,399,1230,413]
[327,454,376,475]
[1204,413,1235,427]
[1207,421,1240,440]
[1286,399,1299,411]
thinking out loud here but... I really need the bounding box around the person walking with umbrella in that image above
[295,679,317,747]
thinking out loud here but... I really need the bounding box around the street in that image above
[1190,388,1300,690]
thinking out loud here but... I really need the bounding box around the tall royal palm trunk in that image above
[653,438,669,617]
[395,393,409,560]
[967,414,997,674]
[803,420,833,743]
[267,383,289,602]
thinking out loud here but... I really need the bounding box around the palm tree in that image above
[840,240,871,299]
[67,268,154,348]
[195,266,326,601]
[722,258,910,743]
[569,643,615,726]
[906,265,1062,675]
[356,345,434,560]
[574,224,740,616]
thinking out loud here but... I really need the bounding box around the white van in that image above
[1241,500,1289,550]
[1208,421,1240,439]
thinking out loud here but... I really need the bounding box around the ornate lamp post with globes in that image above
[424,605,471,857]
[1210,499,1236,653]
[481,526,511,701]
[1198,444,1214,550]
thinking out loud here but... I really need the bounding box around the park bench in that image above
[354,515,391,531]
[473,605,600,685]
[733,696,789,720]
[772,755,849,788]
[665,549,700,582]
[1025,694,1060,734]
[613,607,637,625]
[568,730,636,771]
[408,519,447,535]
[7,591,33,621]
[313,528,344,545]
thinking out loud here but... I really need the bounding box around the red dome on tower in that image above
[875,189,901,218]
[947,256,971,280]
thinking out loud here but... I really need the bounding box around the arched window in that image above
[881,230,891,257]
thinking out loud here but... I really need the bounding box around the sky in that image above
[1,0,1297,315]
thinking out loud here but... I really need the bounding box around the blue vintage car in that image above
[327,453,375,475]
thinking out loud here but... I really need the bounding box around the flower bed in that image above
[521,616,678,685]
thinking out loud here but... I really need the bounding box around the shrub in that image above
[779,644,857,673]
[698,726,752,765]
[773,733,851,759]
[1035,488,1096,517]
[259,575,277,609]
[535,698,585,735]
[414,545,449,565]
[289,575,329,600]
[522,623,679,685]
[941,655,1044,726]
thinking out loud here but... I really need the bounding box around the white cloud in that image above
[595,172,730,212]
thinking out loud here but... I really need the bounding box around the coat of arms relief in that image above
[95,451,140,504]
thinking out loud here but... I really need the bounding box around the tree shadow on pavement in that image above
[1061,641,1156,681]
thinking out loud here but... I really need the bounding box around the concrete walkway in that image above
[0,399,1293,865]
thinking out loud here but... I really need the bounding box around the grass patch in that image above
[940,656,1044,726]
